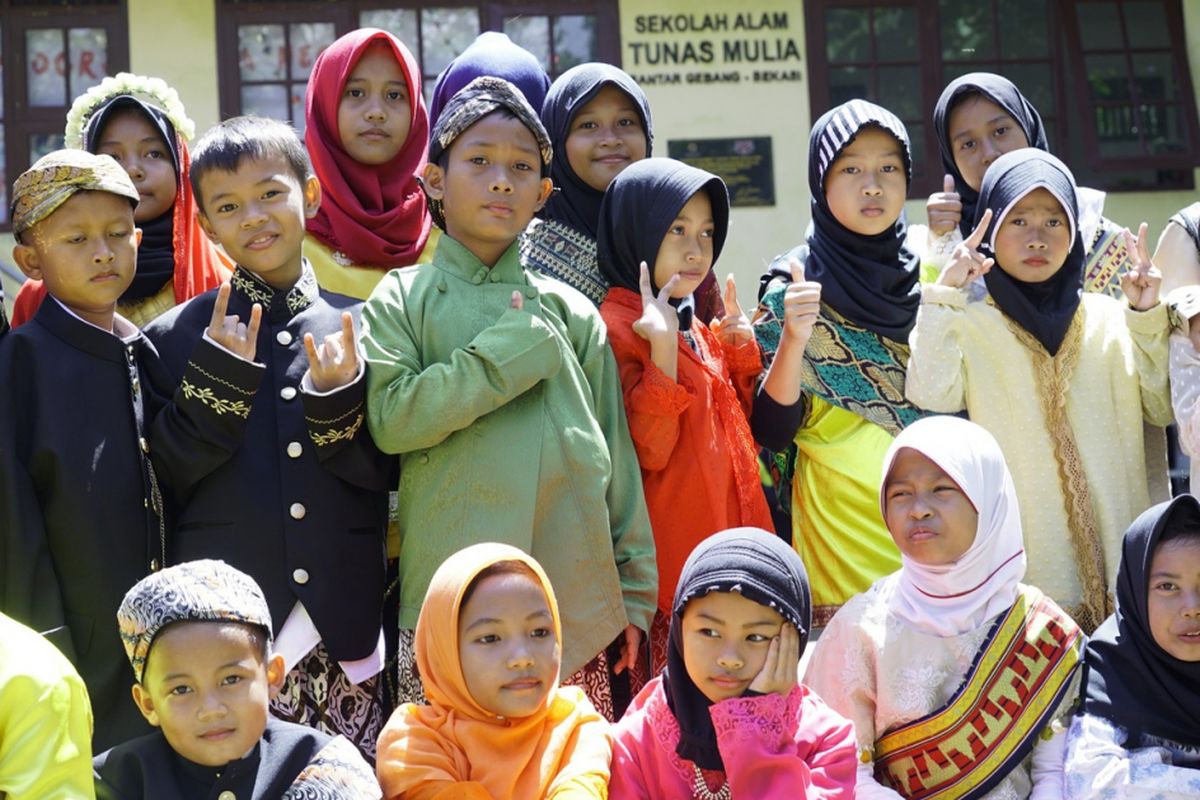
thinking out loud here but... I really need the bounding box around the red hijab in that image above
[305,28,432,269]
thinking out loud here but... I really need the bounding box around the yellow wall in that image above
[127,0,222,135]
[618,1,810,308]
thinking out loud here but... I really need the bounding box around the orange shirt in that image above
[601,287,773,613]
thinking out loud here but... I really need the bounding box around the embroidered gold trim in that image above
[189,362,256,396]
[309,412,364,447]
[305,400,363,427]
[1002,307,1110,633]
[181,379,252,418]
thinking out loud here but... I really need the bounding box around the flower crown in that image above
[65,72,195,149]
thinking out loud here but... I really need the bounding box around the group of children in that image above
[0,22,1198,800]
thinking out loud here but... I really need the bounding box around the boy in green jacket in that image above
[361,77,656,720]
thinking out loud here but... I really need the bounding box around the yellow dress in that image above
[303,227,440,300]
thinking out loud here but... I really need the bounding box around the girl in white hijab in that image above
[806,415,1083,800]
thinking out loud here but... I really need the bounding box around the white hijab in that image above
[879,416,1027,637]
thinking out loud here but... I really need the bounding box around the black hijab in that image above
[933,72,1049,239]
[977,149,1083,356]
[664,527,811,772]
[597,158,729,332]
[539,63,653,240]
[1083,495,1200,749]
[804,99,921,342]
[84,95,180,301]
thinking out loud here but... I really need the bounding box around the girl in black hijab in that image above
[908,147,1173,634]
[609,527,857,798]
[750,99,928,629]
[597,159,774,673]
[925,72,1131,300]
[1063,495,1200,792]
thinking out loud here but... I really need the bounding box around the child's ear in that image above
[534,178,554,213]
[134,227,143,247]
[265,653,287,699]
[131,683,161,727]
[302,175,322,220]
[196,210,219,244]
[422,162,446,202]
[12,243,43,281]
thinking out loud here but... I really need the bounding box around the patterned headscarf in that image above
[117,559,273,684]
[11,149,139,242]
[426,76,552,230]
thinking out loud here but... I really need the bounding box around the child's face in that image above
[884,448,979,566]
[422,111,553,267]
[824,127,907,236]
[947,95,1030,192]
[565,85,647,192]
[992,188,1072,284]
[457,570,559,719]
[680,590,785,704]
[197,154,320,289]
[653,190,715,299]
[94,108,178,223]
[13,190,140,329]
[337,42,412,165]
[132,622,285,767]
[1147,537,1200,662]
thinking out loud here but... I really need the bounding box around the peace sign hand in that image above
[782,257,822,344]
[304,311,360,392]
[937,209,994,289]
[632,262,681,345]
[715,273,753,347]
[207,282,262,362]
[1120,222,1162,311]
[927,174,963,237]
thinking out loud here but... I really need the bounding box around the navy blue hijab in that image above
[597,158,729,330]
[428,32,550,130]
[539,63,653,240]
[977,149,1084,356]
[664,528,811,772]
[802,100,921,342]
[933,73,1049,238]
[1083,495,1200,749]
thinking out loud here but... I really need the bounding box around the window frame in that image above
[0,0,129,232]
[1061,0,1200,172]
[804,0,1200,196]
[215,0,620,125]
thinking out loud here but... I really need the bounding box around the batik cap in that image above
[428,75,552,174]
[11,149,139,242]
[118,559,273,684]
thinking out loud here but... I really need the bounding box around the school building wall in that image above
[4,0,1200,314]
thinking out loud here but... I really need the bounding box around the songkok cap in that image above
[11,149,139,242]
[117,559,273,684]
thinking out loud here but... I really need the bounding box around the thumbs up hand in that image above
[927,173,963,237]
[715,274,754,347]
[782,257,822,345]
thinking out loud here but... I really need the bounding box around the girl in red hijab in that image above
[303,28,437,300]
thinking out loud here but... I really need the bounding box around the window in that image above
[216,1,619,131]
[0,1,128,230]
[806,0,1199,194]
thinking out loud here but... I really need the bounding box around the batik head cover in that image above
[11,149,139,242]
[117,559,273,684]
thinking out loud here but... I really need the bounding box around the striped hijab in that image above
[804,100,920,342]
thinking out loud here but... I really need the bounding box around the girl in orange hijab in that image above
[376,543,611,799]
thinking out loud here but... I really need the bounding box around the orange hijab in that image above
[376,543,611,799]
